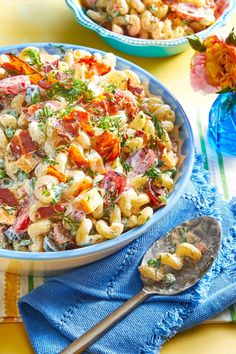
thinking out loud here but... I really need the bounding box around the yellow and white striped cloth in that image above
[0,106,235,323]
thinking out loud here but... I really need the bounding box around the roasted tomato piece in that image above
[100,170,127,204]
[127,148,155,178]
[2,54,44,84]
[148,180,167,207]
[10,130,38,158]
[0,75,31,95]
[68,144,89,167]
[36,204,65,220]
[93,130,120,163]
[0,188,18,207]
[47,166,67,183]
[56,119,81,141]
[79,55,111,77]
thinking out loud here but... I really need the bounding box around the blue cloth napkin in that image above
[19,155,236,354]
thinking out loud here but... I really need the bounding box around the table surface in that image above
[0,1,236,353]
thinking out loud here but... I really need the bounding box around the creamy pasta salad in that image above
[84,0,227,40]
[0,46,178,252]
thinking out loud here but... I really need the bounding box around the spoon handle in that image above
[60,288,150,354]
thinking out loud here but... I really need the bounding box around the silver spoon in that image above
[61,216,221,354]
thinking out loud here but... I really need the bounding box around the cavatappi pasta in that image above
[83,0,226,40]
[139,227,208,285]
[0,46,178,252]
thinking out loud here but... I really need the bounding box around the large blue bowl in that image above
[0,43,194,275]
[66,0,235,57]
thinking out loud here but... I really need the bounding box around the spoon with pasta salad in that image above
[61,216,221,354]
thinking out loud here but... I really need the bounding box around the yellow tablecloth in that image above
[0,0,236,353]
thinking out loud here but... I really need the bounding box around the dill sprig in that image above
[143,160,162,180]
[48,80,94,104]
[143,110,166,140]
[119,157,132,173]
[25,48,43,70]
[42,157,59,165]
[96,114,122,136]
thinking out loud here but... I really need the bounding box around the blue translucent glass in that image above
[208,92,236,156]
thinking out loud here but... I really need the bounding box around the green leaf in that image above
[187,35,206,52]
[225,28,236,46]
[217,86,235,94]
[119,157,132,173]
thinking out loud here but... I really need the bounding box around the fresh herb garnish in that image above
[48,80,94,104]
[38,106,54,119]
[0,170,5,179]
[0,159,5,169]
[31,92,41,104]
[143,160,162,180]
[97,114,122,136]
[144,110,166,140]
[1,206,17,215]
[29,177,36,190]
[119,157,132,173]
[104,82,117,94]
[147,258,161,268]
[42,157,59,165]
[42,188,50,197]
[63,215,80,235]
[25,48,43,69]
[55,144,70,153]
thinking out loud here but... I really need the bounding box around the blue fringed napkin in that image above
[19,155,236,354]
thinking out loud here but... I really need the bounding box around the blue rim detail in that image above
[65,0,235,47]
[0,42,194,261]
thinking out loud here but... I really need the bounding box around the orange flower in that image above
[205,41,236,90]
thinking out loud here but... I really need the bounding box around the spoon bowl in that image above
[142,216,221,295]
[61,217,221,354]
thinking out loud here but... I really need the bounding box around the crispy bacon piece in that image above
[2,54,44,84]
[68,144,89,167]
[0,188,18,207]
[136,130,149,145]
[52,223,75,248]
[36,204,65,220]
[114,89,139,119]
[100,170,127,205]
[63,109,94,137]
[57,109,94,141]
[127,79,145,98]
[93,130,120,163]
[127,148,155,178]
[41,59,59,73]
[148,180,167,207]
[47,166,67,183]
[10,130,37,158]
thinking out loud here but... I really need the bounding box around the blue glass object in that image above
[208,92,236,156]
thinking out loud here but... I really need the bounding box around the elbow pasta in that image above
[0,46,179,252]
[85,0,219,39]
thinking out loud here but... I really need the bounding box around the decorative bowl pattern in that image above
[0,43,194,275]
[66,0,235,57]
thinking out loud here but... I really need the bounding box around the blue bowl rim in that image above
[66,0,236,47]
[0,42,195,261]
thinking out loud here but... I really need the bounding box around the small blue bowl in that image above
[66,0,235,57]
[0,43,194,275]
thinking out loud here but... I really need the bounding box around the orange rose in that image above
[205,41,236,90]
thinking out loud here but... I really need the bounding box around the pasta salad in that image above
[84,0,228,40]
[0,46,178,252]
